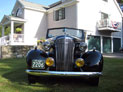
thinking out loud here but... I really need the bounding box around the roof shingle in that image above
[18,0,49,11]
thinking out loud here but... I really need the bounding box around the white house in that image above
[0,0,123,53]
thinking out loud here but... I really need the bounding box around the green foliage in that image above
[0,26,10,37]
[120,0,123,3]
[5,27,10,36]
[16,28,22,33]
[117,0,123,3]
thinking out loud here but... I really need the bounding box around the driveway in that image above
[103,53,123,59]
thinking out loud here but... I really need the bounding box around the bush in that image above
[16,28,22,33]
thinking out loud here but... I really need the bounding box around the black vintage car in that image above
[26,27,103,86]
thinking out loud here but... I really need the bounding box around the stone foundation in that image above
[0,46,34,59]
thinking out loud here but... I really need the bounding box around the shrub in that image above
[16,28,22,33]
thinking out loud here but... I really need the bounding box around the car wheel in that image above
[89,77,99,86]
[28,74,36,84]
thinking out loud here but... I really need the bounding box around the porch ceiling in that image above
[1,15,26,25]
[98,27,121,32]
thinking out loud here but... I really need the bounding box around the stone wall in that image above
[0,46,34,59]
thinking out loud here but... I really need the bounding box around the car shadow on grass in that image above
[1,58,96,89]
[2,67,93,87]
[38,76,91,85]
[2,67,28,83]
[0,58,101,92]
[2,66,100,92]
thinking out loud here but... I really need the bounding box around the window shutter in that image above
[62,8,65,19]
[53,11,55,21]
[55,10,59,21]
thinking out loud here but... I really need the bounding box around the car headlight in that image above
[79,42,87,51]
[42,41,51,51]
[46,57,54,67]
[75,58,85,67]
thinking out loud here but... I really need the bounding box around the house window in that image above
[55,8,65,21]
[16,8,23,17]
[101,12,108,19]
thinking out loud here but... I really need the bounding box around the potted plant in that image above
[16,28,22,34]
[37,38,45,45]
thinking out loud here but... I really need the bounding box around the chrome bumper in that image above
[26,69,102,77]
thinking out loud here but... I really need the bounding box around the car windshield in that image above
[47,28,85,39]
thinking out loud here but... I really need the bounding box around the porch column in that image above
[101,36,103,53]
[10,21,14,44]
[111,37,113,53]
[2,26,4,37]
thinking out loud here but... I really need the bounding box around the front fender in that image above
[82,50,103,72]
[26,49,47,69]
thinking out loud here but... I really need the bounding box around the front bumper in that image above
[26,69,102,77]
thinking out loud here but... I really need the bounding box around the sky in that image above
[0,0,59,21]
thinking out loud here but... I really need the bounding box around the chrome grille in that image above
[55,37,75,71]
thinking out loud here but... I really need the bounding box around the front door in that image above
[88,36,101,51]
[103,37,111,53]
[113,38,121,53]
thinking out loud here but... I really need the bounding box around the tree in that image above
[117,0,123,3]
[5,27,10,35]
[121,0,123,3]
[0,26,10,37]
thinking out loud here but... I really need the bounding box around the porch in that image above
[0,15,26,45]
[97,19,122,32]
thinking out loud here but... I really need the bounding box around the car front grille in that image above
[55,37,75,71]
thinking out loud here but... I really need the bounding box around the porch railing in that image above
[97,19,121,31]
[0,34,24,45]
[13,34,24,42]
[0,35,10,45]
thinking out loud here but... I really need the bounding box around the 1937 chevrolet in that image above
[26,27,103,86]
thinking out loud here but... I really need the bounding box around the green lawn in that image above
[0,58,123,92]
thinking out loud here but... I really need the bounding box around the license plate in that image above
[32,59,45,69]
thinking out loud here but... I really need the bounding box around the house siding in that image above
[48,4,77,29]
[77,0,122,36]
[77,0,100,33]
[24,9,47,45]
[109,0,122,38]
[76,0,122,53]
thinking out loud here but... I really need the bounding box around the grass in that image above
[0,58,123,92]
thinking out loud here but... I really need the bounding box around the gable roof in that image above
[48,0,78,13]
[14,0,49,12]
[49,1,62,8]
[11,0,123,16]
[113,0,123,17]
[1,15,26,25]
